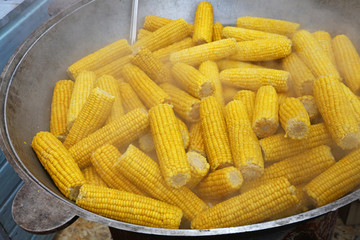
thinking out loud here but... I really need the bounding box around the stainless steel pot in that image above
[1,0,360,238]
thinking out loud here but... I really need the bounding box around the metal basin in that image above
[1,0,360,238]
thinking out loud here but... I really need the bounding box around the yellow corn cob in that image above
[137,28,152,40]
[91,144,144,195]
[341,83,360,123]
[67,39,131,79]
[32,131,86,200]
[188,122,206,157]
[130,47,172,84]
[95,75,124,124]
[313,76,360,149]
[216,59,262,71]
[138,131,155,153]
[282,52,315,96]
[69,108,149,169]
[186,151,210,189]
[195,166,243,200]
[292,30,341,80]
[118,82,146,113]
[121,64,170,108]
[171,63,214,99]
[333,34,360,94]
[277,93,288,106]
[193,1,213,44]
[170,38,237,66]
[63,88,115,149]
[259,123,333,162]
[133,19,190,52]
[50,80,74,142]
[252,85,279,138]
[200,96,233,170]
[233,90,255,121]
[149,104,190,188]
[212,22,223,41]
[93,55,131,79]
[236,16,300,36]
[257,59,284,70]
[225,100,264,180]
[230,38,292,62]
[312,31,337,67]
[113,144,208,220]
[220,68,289,92]
[298,95,320,123]
[222,86,239,104]
[76,184,183,229]
[222,26,288,42]
[191,177,298,229]
[159,83,200,122]
[199,61,224,106]
[143,15,194,33]
[66,71,96,130]
[82,166,107,187]
[177,118,190,149]
[304,147,360,207]
[153,37,195,63]
[279,97,311,139]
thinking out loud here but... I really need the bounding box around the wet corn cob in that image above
[212,22,223,41]
[113,144,208,220]
[222,26,288,41]
[333,34,360,94]
[153,37,195,62]
[171,63,214,99]
[149,104,190,188]
[191,177,298,229]
[225,100,264,180]
[118,82,146,113]
[50,80,74,142]
[177,118,190,149]
[186,151,210,189]
[138,131,155,153]
[137,28,152,40]
[76,184,183,229]
[193,1,213,44]
[93,55,131,79]
[216,59,262,71]
[222,86,239,104]
[199,61,224,106]
[170,38,237,66]
[312,31,336,67]
[32,131,86,200]
[313,76,360,149]
[298,95,320,123]
[304,147,360,207]
[143,15,194,33]
[121,64,170,108]
[341,83,360,122]
[277,93,288,106]
[67,39,131,79]
[200,96,233,170]
[233,90,255,121]
[69,108,149,169]
[188,122,206,157]
[82,166,107,187]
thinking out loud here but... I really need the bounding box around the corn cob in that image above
[186,151,210,189]
[188,122,206,157]
[257,59,284,70]
[191,177,298,229]
[137,28,152,40]
[279,97,311,139]
[312,31,337,67]
[304,147,360,207]
[216,59,262,71]
[143,15,194,33]
[69,108,149,169]
[113,144,208,220]
[118,82,146,113]
[66,71,96,130]
[138,131,155,153]
[149,104,190,188]
[159,83,200,122]
[67,39,131,79]
[236,16,300,36]
[222,86,239,104]
[199,61,224,106]
[133,19,190,52]
[50,80,74,142]
[170,38,237,66]
[252,85,279,138]
[177,118,190,149]
[259,123,333,162]
[282,52,315,96]
[333,34,360,94]
[32,131,86,200]
[193,1,213,44]
[233,90,255,121]
[225,100,264,180]
[292,30,340,80]
[63,88,115,148]
[153,37,195,62]
[171,63,214,99]
[82,166,107,187]
[200,96,233,170]
[341,83,360,122]
[195,166,243,200]
[91,144,144,195]
[95,75,124,124]
[76,184,183,229]
[230,38,292,62]
[220,68,289,92]
[313,76,360,149]
[212,22,223,41]
[130,47,172,84]
[121,64,170,108]
[93,55,131,79]
[222,26,288,42]
[277,93,288,106]
[298,95,320,123]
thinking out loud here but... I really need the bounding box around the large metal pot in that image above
[1,0,360,238]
